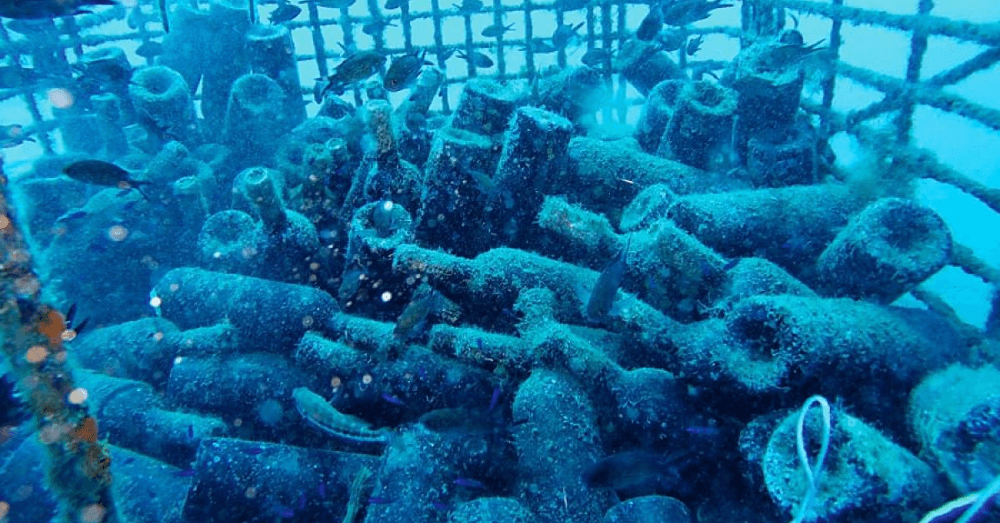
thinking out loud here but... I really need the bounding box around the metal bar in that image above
[429,0,451,113]
[759,0,1000,46]
[613,0,625,122]
[462,12,476,78]
[0,159,121,523]
[819,0,843,136]
[926,46,1000,87]
[837,61,1000,132]
[894,0,933,144]
[401,0,414,51]
[523,0,537,100]
[493,0,507,78]
[306,0,330,78]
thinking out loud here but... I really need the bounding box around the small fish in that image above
[521,40,557,54]
[0,0,116,20]
[269,3,301,23]
[454,478,486,489]
[656,28,686,52]
[135,40,165,59]
[384,0,406,10]
[582,450,694,498]
[580,48,611,67]
[321,50,386,98]
[585,235,630,322]
[756,32,828,72]
[62,159,152,200]
[0,66,60,90]
[173,468,197,478]
[453,0,482,13]
[393,284,460,341]
[384,50,431,92]
[636,7,661,41]
[481,22,513,38]
[686,34,703,56]
[661,0,732,27]
[456,50,493,68]
[551,22,584,50]
[381,393,404,406]
[300,0,356,8]
[362,18,395,35]
[292,387,391,445]
[56,209,89,222]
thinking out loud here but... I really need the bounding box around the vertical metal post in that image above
[895,0,933,144]
[614,0,626,122]
[819,0,844,137]
[492,1,506,78]
[306,0,329,78]
[430,0,451,112]
[400,1,414,51]
[523,0,537,99]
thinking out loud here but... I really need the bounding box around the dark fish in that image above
[551,22,583,50]
[481,22,513,38]
[0,0,116,19]
[454,478,486,489]
[453,0,482,13]
[173,468,196,478]
[135,40,165,59]
[381,393,404,406]
[582,450,693,498]
[299,0,356,8]
[0,66,59,90]
[362,18,394,35]
[686,34,703,56]
[456,50,493,68]
[656,28,686,52]
[757,32,828,72]
[56,209,89,222]
[661,0,732,27]
[437,47,457,61]
[269,3,301,23]
[581,47,611,67]
[384,50,430,92]
[586,235,630,322]
[521,39,557,54]
[393,284,460,341]
[62,159,152,200]
[384,0,406,10]
[321,50,386,97]
[0,124,35,148]
[636,7,661,41]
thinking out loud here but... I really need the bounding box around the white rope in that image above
[790,395,832,523]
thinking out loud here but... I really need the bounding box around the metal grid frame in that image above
[0,0,998,320]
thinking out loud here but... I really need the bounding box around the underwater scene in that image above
[1,0,999,522]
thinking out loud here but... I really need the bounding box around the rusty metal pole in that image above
[0,159,122,523]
